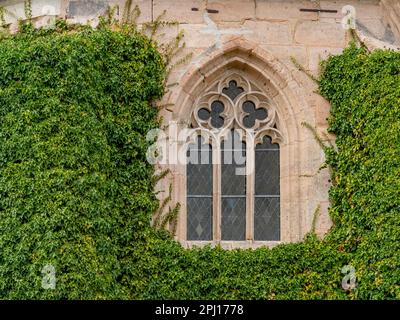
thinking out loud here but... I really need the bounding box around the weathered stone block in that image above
[207,0,255,22]
[256,0,318,21]
[308,47,343,72]
[154,0,206,24]
[295,21,346,47]
[315,201,333,238]
[263,45,308,68]
[357,18,392,42]
[178,24,218,48]
[319,0,382,19]
[244,20,293,45]
[125,0,152,23]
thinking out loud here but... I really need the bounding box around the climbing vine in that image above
[0,0,398,299]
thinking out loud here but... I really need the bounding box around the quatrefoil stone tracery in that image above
[198,101,225,129]
[222,80,244,101]
[193,75,282,142]
[242,101,268,128]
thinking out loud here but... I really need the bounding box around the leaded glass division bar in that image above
[221,130,246,241]
[254,136,280,241]
[187,136,213,241]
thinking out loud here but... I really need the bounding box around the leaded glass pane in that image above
[254,135,280,241]
[187,136,213,240]
[221,153,246,195]
[254,197,280,241]
[221,131,246,195]
[255,136,280,195]
[221,197,246,240]
[221,130,246,240]
[187,197,213,241]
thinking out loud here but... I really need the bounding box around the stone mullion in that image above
[213,142,222,242]
[246,134,255,241]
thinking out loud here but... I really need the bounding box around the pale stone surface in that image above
[314,95,332,129]
[308,47,344,73]
[316,201,333,238]
[178,24,218,48]
[256,0,319,21]
[381,0,400,44]
[319,0,382,19]
[291,69,318,95]
[207,0,255,22]
[244,20,293,45]
[357,18,389,41]
[1,0,62,24]
[264,45,308,68]
[109,0,152,24]
[295,21,346,47]
[153,0,206,24]
[166,47,206,85]
[151,24,180,47]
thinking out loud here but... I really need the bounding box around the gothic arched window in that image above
[186,74,282,244]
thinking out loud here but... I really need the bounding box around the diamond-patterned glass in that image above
[254,135,280,241]
[221,197,246,240]
[222,80,244,101]
[187,136,213,240]
[187,197,213,240]
[254,197,280,241]
[187,137,212,195]
[221,131,246,195]
[221,130,246,240]
[255,136,280,195]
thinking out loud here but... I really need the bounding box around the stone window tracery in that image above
[186,74,282,244]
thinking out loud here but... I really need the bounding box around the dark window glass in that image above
[187,136,213,240]
[210,101,224,128]
[187,198,213,240]
[254,136,280,240]
[242,101,268,128]
[221,130,246,240]
[198,108,210,121]
[221,198,246,240]
[254,197,280,241]
[222,80,244,101]
[197,101,225,128]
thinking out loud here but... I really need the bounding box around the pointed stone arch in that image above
[159,38,331,247]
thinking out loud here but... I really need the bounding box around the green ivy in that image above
[0,22,165,299]
[319,44,400,299]
[0,20,398,299]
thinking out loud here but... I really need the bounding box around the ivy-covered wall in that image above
[319,45,400,299]
[0,21,398,299]
[0,22,165,299]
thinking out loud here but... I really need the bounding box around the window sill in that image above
[182,240,281,250]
